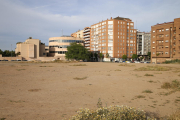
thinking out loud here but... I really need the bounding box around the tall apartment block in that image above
[137,32,151,56]
[151,18,180,63]
[90,17,137,59]
[83,27,91,50]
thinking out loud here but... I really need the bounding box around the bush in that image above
[163,59,180,64]
[70,105,148,120]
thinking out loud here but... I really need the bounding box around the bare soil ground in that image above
[0,62,180,120]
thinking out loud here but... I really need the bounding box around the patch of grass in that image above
[135,95,146,98]
[161,80,180,90]
[16,69,25,71]
[168,110,180,120]
[142,90,153,93]
[28,89,41,92]
[9,100,25,103]
[148,80,156,83]
[154,72,162,74]
[107,74,111,76]
[175,99,180,103]
[134,65,170,71]
[119,64,135,67]
[178,74,180,76]
[73,77,87,80]
[115,69,121,71]
[144,73,154,76]
[39,66,52,67]
[71,64,87,66]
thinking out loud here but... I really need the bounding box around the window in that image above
[108,21,113,24]
[153,30,155,33]
[165,40,169,42]
[165,52,168,54]
[166,28,169,31]
[153,41,155,43]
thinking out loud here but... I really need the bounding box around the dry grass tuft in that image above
[73,77,87,80]
[134,65,170,71]
[144,74,154,76]
[115,69,121,71]
[39,66,52,67]
[168,110,180,120]
[71,64,87,66]
[16,69,25,71]
[142,90,153,93]
[28,89,41,92]
[135,95,146,99]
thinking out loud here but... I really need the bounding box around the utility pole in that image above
[11,44,12,61]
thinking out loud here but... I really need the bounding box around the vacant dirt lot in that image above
[0,61,180,119]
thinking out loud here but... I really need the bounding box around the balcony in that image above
[85,38,90,41]
[84,41,90,44]
[83,29,90,32]
[85,44,90,47]
[173,27,176,31]
[83,35,90,38]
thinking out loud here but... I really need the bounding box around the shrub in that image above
[142,90,153,93]
[70,105,147,120]
[135,66,170,71]
[163,59,180,64]
[144,74,154,76]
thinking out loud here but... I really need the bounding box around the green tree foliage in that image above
[106,53,109,58]
[132,54,138,60]
[99,53,104,62]
[65,43,89,61]
[0,49,16,57]
[122,54,127,60]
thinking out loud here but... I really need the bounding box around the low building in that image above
[48,36,84,59]
[15,37,46,60]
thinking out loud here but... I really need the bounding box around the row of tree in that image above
[65,43,151,61]
[0,49,16,57]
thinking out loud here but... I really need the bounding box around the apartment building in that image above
[15,37,46,60]
[71,30,84,38]
[151,18,180,63]
[137,32,151,56]
[83,27,91,50]
[90,17,137,59]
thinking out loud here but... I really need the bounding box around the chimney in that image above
[111,17,112,19]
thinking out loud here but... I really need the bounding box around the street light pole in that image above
[11,44,12,61]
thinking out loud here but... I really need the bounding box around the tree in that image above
[132,54,138,60]
[122,54,127,60]
[99,53,104,62]
[106,53,109,58]
[148,52,151,59]
[0,49,3,55]
[94,52,98,61]
[65,42,89,61]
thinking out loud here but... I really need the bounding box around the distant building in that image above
[15,37,46,60]
[151,18,180,63]
[71,30,84,38]
[48,36,84,58]
[90,16,137,60]
[137,31,151,57]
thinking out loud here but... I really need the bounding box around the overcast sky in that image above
[0,0,180,51]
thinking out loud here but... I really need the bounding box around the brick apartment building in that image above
[151,18,180,63]
[90,17,137,60]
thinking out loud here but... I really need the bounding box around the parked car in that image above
[115,60,119,63]
[2,59,8,61]
[16,59,21,61]
[126,61,132,63]
[134,61,140,63]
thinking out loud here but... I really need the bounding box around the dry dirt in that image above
[0,62,180,120]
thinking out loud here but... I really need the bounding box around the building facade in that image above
[71,30,84,38]
[83,27,91,50]
[137,32,151,56]
[90,17,137,59]
[48,36,84,58]
[151,18,180,63]
[15,37,46,60]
